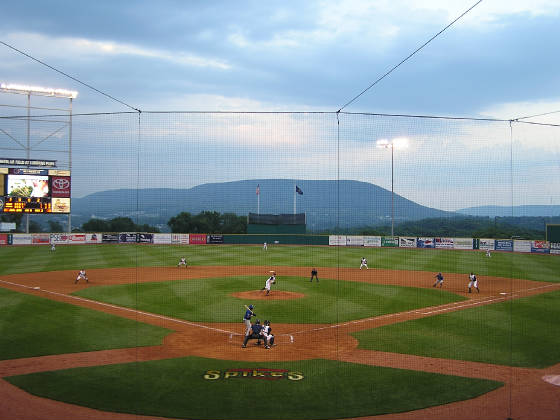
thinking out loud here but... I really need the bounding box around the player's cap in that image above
[264,320,270,325]
[248,304,254,309]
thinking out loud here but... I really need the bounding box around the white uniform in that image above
[261,324,274,348]
[178,257,187,267]
[468,273,479,293]
[263,242,267,250]
[486,249,491,257]
[75,270,88,284]
[360,258,368,269]
[264,275,275,294]
[51,243,56,251]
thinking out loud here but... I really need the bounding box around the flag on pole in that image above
[296,185,303,195]
[256,184,260,195]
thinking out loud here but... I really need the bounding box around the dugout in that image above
[247,212,306,234]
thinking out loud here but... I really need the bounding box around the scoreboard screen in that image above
[0,168,71,213]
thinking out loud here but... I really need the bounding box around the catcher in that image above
[261,271,276,296]
[261,320,275,349]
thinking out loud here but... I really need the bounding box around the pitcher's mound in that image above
[232,290,305,300]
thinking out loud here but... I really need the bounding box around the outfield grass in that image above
[5,356,502,420]
[0,287,172,360]
[352,289,560,368]
[1,244,558,282]
[72,276,465,324]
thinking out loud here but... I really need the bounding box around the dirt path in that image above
[1,266,559,420]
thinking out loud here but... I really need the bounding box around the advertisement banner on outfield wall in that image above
[495,240,513,252]
[102,233,119,243]
[513,240,532,253]
[417,237,434,248]
[479,239,495,250]
[531,240,550,254]
[0,233,8,245]
[329,235,347,246]
[435,237,454,249]
[550,242,560,255]
[154,233,172,244]
[32,233,50,244]
[346,236,364,246]
[12,234,32,245]
[207,235,224,244]
[119,233,137,243]
[171,234,189,244]
[399,237,417,248]
[69,234,86,244]
[138,233,154,243]
[453,238,473,250]
[189,234,207,244]
[50,233,69,245]
[86,233,100,243]
[363,236,381,247]
[381,237,399,247]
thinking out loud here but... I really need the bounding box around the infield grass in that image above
[0,243,558,282]
[0,287,171,360]
[72,275,465,323]
[5,356,502,420]
[352,289,560,368]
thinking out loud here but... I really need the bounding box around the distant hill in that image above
[457,205,560,218]
[70,179,454,231]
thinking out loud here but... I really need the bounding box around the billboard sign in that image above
[417,237,435,248]
[399,237,417,248]
[495,240,513,252]
[363,236,381,247]
[531,240,550,254]
[435,237,454,249]
[381,237,399,247]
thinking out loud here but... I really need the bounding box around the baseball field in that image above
[0,243,559,420]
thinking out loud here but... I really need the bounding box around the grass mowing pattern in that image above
[73,276,466,323]
[5,357,502,420]
[352,289,560,368]
[1,244,559,282]
[0,288,172,360]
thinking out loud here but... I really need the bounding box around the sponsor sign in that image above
[346,236,364,246]
[154,233,172,244]
[381,237,399,247]
[550,242,560,255]
[0,233,9,245]
[12,234,32,245]
[32,233,50,244]
[329,235,347,246]
[495,240,513,252]
[137,233,153,243]
[102,233,119,243]
[189,233,207,244]
[50,176,71,197]
[86,233,100,243]
[50,233,69,245]
[51,197,71,213]
[0,158,56,167]
[119,233,137,243]
[0,222,16,231]
[363,236,381,247]
[399,237,417,248]
[417,237,434,248]
[203,368,304,381]
[171,233,189,244]
[531,240,550,254]
[513,240,532,253]
[207,235,224,244]
[479,239,495,251]
[435,237,454,249]
[69,234,86,243]
[453,238,473,250]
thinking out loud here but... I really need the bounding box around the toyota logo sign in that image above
[53,178,70,189]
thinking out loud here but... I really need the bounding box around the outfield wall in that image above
[2,232,558,255]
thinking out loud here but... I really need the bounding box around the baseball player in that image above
[261,271,276,296]
[50,243,56,252]
[486,249,492,258]
[242,319,263,348]
[75,269,88,284]
[360,257,368,270]
[261,320,275,349]
[243,304,256,336]
[433,272,444,288]
[310,268,319,282]
[468,272,479,293]
[177,257,187,267]
[263,242,267,251]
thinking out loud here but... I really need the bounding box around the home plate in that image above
[542,375,560,386]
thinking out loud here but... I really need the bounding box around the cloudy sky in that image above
[1,1,559,211]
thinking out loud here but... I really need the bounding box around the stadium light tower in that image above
[0,82,78,233]
[377,137,408,237]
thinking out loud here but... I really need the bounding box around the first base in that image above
[499,292,507,295]
[33,287,40,290]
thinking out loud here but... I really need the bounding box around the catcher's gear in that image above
[256,319,261,325]
[264,320,270,326]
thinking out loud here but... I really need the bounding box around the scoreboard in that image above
[0,167,71,213]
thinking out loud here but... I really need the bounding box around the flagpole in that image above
[293,184,296,214]
[258,194,260,215]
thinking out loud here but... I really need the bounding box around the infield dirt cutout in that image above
[1,266,559,420]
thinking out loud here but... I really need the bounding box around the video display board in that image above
[0,168,71,213]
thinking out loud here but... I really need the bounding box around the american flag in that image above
[256,184,260,195]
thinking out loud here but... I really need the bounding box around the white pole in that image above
[257,193,260,215]
[293,184,296,214]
